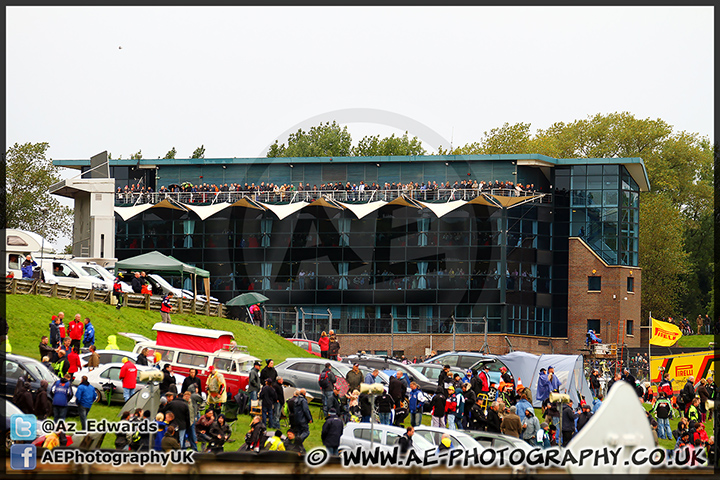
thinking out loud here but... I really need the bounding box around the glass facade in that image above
[107,155,645,340]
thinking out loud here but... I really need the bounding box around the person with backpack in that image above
[318,363,337,418]
[293,389,313,449]
[651,392,674,440]
[679,376,696,417]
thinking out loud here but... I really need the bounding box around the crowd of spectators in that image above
[116,178,540,205]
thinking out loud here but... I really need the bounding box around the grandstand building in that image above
[54,154,648,356]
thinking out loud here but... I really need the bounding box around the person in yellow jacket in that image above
[105,335,119,350]
[206,365,227,416]
[264,429,286,451]
[5,337,11,353]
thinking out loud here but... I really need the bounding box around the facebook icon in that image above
[10,444,37,470]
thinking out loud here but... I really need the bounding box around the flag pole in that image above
[648,311,652,394]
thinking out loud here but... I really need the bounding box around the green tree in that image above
[130,150,142,160]
[639,193,689,320]
[191,145,205,159]
[164,147,177,159]
[352,132,426,156]
[4,142,73,243]
[267,121,352,158]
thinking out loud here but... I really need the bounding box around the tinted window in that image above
[178,353,208,368]
[153,349,175,363]
[295,341,309,350]
[458,356,481,369]
[5,360,22,380]
[354,428,381,442]
[386,432,402,446]
[101,367,122,381]
[310,343,321,354]
[437,355,458,366]
[293,363,320,374]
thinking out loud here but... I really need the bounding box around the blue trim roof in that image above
[53,153,650,191]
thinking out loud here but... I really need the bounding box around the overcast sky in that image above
[6,6,714,249]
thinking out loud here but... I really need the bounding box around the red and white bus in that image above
[120,323,258,396]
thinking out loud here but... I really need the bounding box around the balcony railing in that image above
[115,187,550,207]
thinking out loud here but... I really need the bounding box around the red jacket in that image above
[68,320,84,341]
[67,351,82,374]
[319,336,329,352]
[119,362,138,389]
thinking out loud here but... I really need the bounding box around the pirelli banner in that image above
[650,350,716,392]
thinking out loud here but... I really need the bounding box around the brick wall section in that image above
[567,238,641,352]
[337,333,574,359]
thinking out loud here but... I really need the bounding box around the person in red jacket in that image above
[119,357,138,402]
[67,346,82,380]
[318,331,329,359]
[68,314,84,351]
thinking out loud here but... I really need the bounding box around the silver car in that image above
[461,430,536,452]
[413,426,484,451]
[339,422,435,455]
[72,363,186,404]
[274,357,389,401]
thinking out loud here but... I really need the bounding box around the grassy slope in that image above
[674,334,714,348]
[6,295,313,363]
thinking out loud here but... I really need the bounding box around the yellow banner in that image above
[650,317,683,346]
[650,350,715,390]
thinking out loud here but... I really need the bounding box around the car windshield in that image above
[402,364,431,383]
[81,266,104,280]
[24,361,57,383]
[407,432,434,450]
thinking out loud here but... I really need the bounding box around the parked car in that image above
[425,352,503,385]
[79,350,139,366]
[413,363,465,386]
[413,426,485,451]
[461,430,536,452]
[77,262,133,293]
[2,353,78,413]
[344,354,437,394]
[339,422,435,455]
[71,363,186,404]
[466,357,511,386]
[274,357,390,401]
[285,338,322,357]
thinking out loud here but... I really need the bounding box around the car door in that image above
[285,362,322,396]
[98,366,124,401]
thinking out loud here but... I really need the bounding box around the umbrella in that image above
[226,292,270,307]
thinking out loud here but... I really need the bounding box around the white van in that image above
[38,258,112,292]
[76,261,132,293]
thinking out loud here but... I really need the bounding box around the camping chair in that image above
[249,399,262,416]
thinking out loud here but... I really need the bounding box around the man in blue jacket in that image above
[75,375,97,430]
[82,318,95,348]
[51,374,74,421]
[21,255,37,279]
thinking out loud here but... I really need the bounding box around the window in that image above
[627,277,634,292]
[310,343,321,355]
[213,358,234,372]
[354,428,381,442]
[152,348,175,363]
[5,360,22,380]
[626,320,634,336]
[587,319,601,334]
[588,276,601,291]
